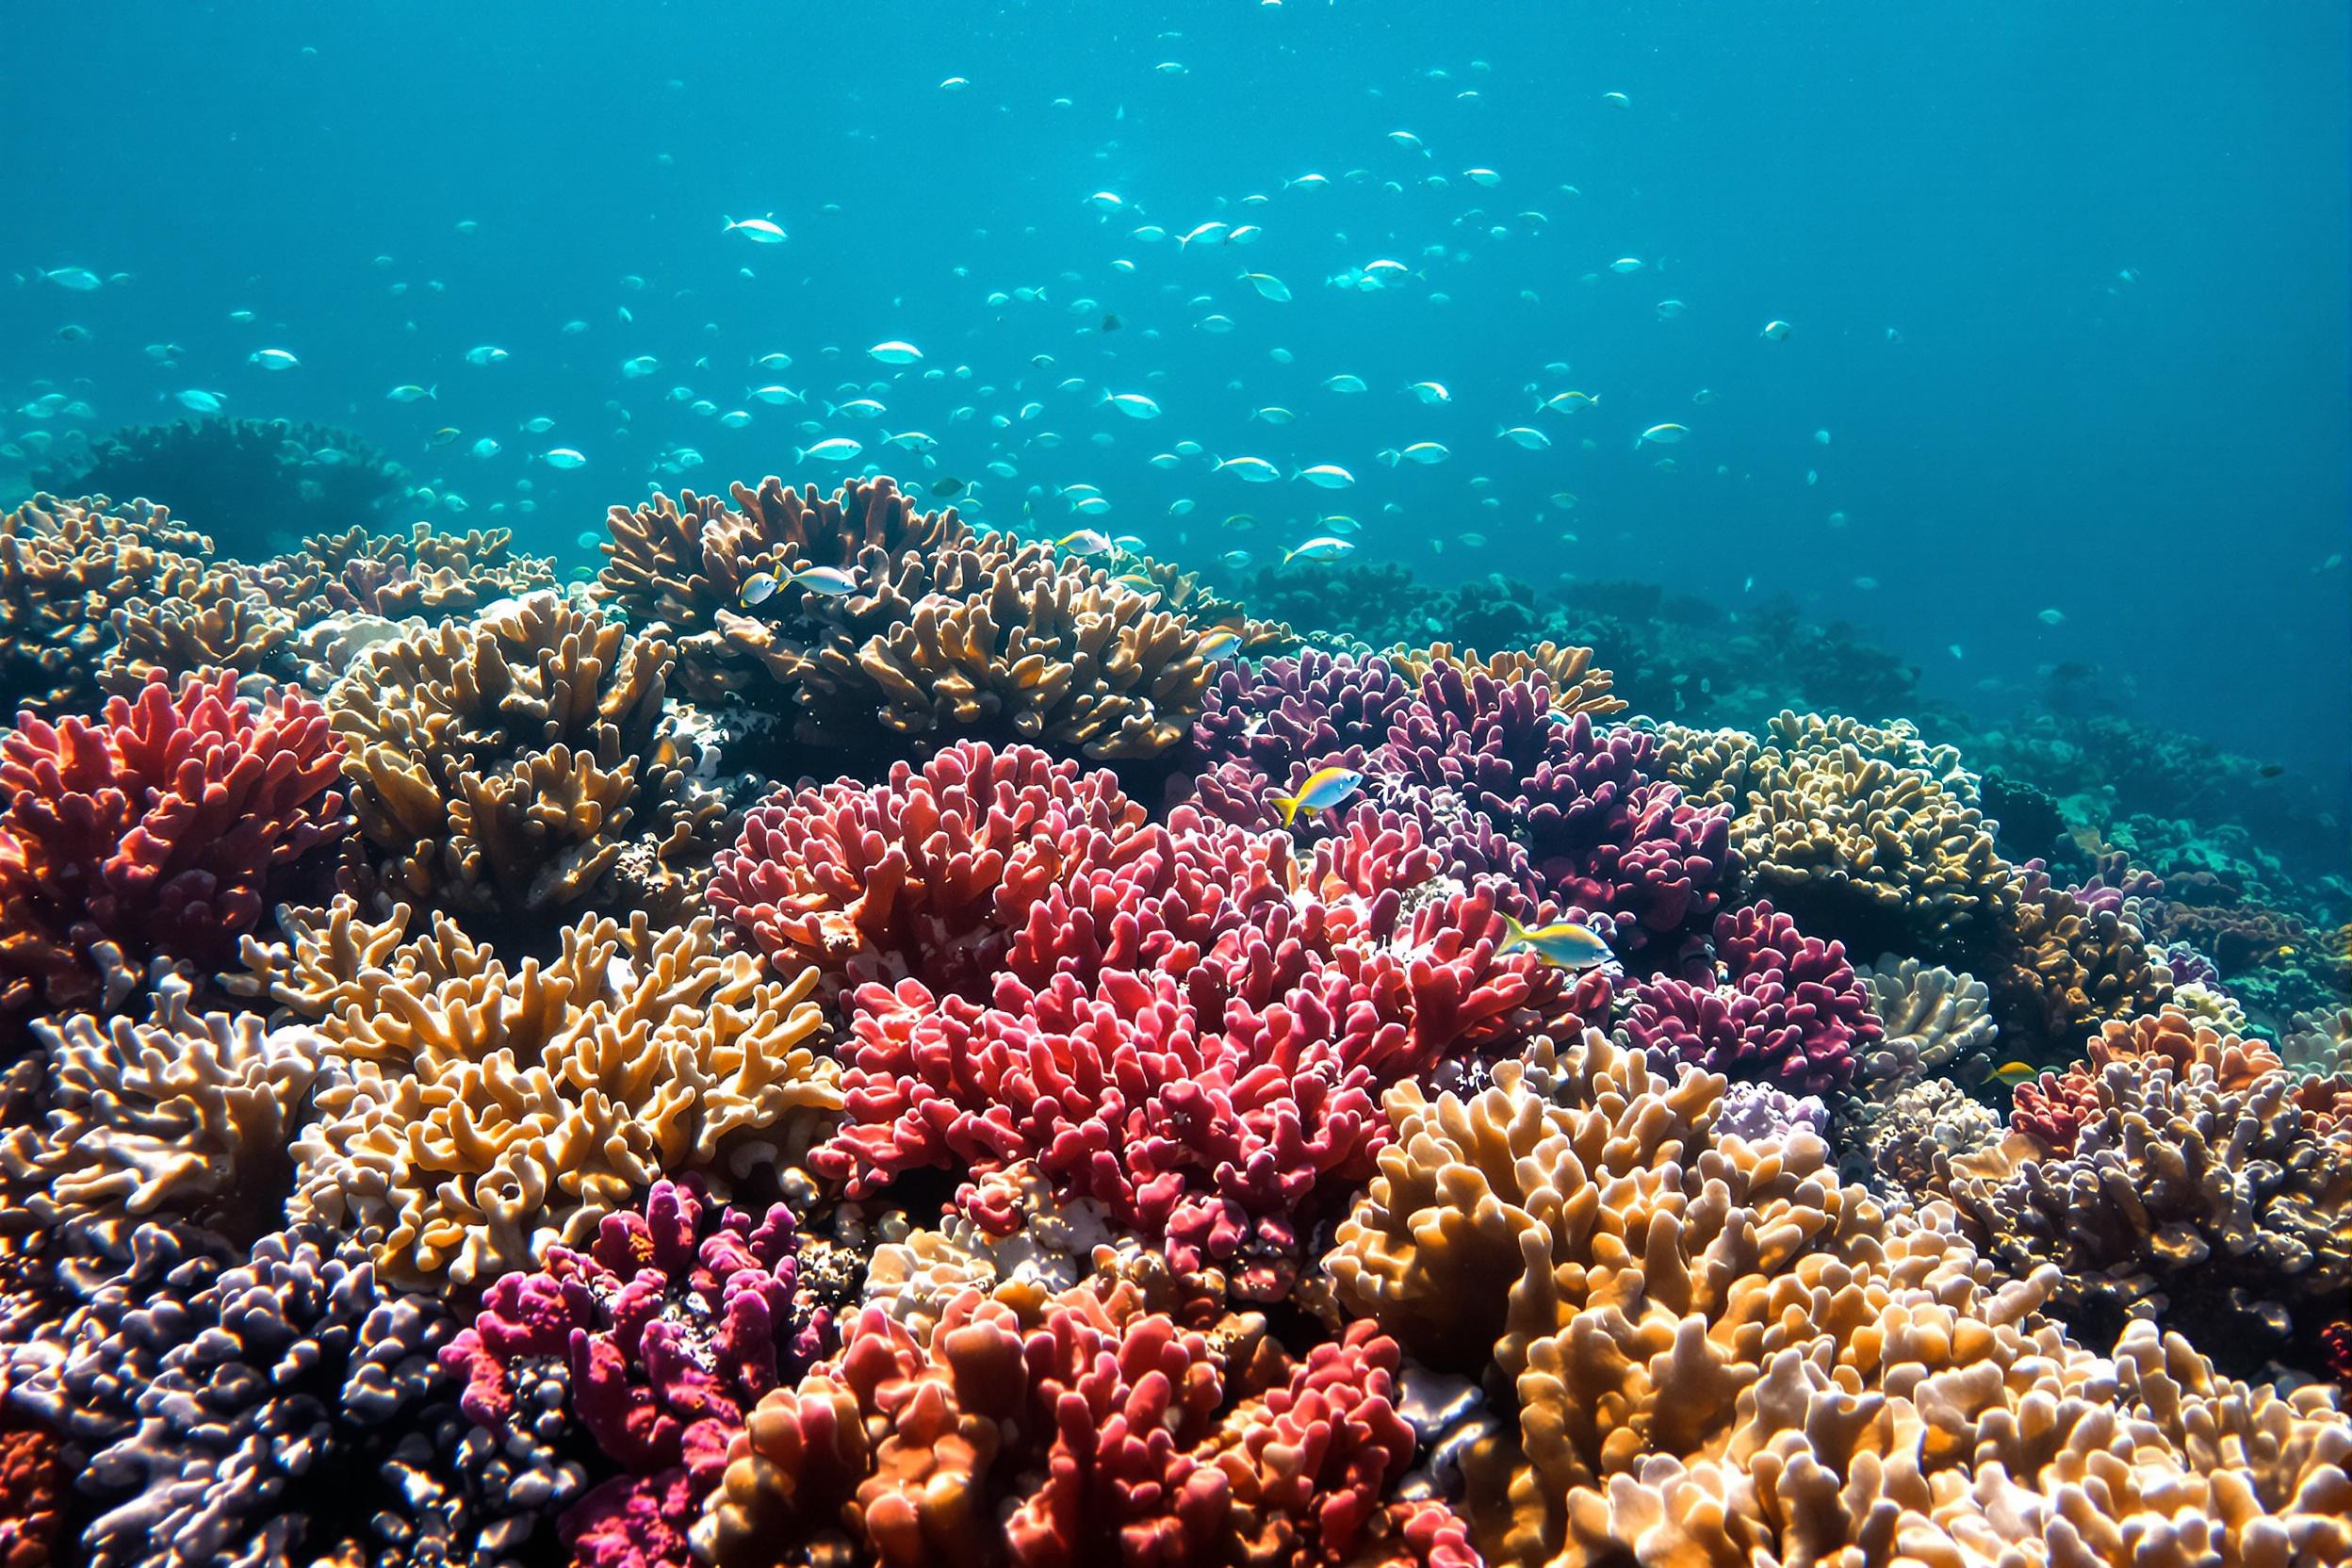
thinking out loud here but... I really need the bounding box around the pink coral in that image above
[1619,900,1876,1093]
[442,1178,815,1568]
[0,670,345,1033]
[709,741,1145,1002]
[813,806,1561,1299]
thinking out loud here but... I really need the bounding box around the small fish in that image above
[1638,422,1690,446]
[1056,528,1115,556]
[1498,426,1551,449]
[43,267,102,291]
[1400,442,1450,465]
[1321,374,1368,393]
[470,437,501,458]
[1103,391,1162,419]
[1602,90,1630,108]
[622,355,660,377]
[771,564,858,596]
[724,215,788,243]
[1760,319,1792,341]
[1197,628,1245,661]
[1296,464,1355,489]
[429,427,463,447]
[1271,765,1366,826]
[748,384,801,405]
[173,389,227,414]
[1609,257,1644,273]
[740,571,781,607]
[940,75,971,91]
[1102,312,1122,332]
[1216,455,1282,482]
[718,409,754,429]
[387,384,436,402]
[796,437,862,463]
[1220,548,1252,568]
[1498,914,1614,971]
[1462,168,1501,187]
[2037,608,2066,626]
[1282,536,1356,564]
[249,348,300,369]
[1407,381,1451,403]
[521,416,557,433]
[465,344,510,365]
[1242,271,1292,302]
[1985,1060,2039,1087]
[868,339,923,364]
[542,447,588,468]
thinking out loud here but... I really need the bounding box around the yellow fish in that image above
[1498,913,1614,971]
[1271,765,1364,826]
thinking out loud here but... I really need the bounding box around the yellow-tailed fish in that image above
[1057,528,1114,556]
[785,564,858,596]
[1498,913,1614,971]
[1986,1060,2039,1086]
[740,572,780,607]
[1271,765,1364,826]
[1197,628,1245,660]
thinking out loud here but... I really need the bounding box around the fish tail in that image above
[427,384,437,400]
[722,215,734,231]
[792,445,806,465]
[1274,792,1302,826]
[1497,912,1528,954]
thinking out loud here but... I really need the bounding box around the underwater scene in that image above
[2,2,2349,1563]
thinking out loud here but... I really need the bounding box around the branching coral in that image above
[1326,1029,2352,1566]
[1989,865,2175,1057]
[328,590,724,937]
[100,564,299,696]
[1854,952,2000,1093]
[0,670,346,1037]
[231,897,841,1290]
[442,1178,824,1568]
[0,494,211,715]
[1946,1006,2352,1381]
[710,741,1147,1003]
[1618,901,1878,1093]
[1384,641,1626,721]
[695,1279,1462,1568]
[808,796,1564,1299]
[1184,652,1729,958]
[250,521,557,621]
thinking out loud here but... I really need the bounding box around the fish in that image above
[1295,465,1355,489]
[1609,257,1644,273]
[521,416,557,433]
[1220,549,1252,568]
[621,355,660,377]
[1321,374,1368,393]
[428,427,463,447]
[470,437,501,458]
[1540,391,1600,415]
[465,345,510,365]
[1056,528,1115,556]
[781,564,858,596]
[387,384,436,402]
[1638,422,1690,446]
[1498,914,1615,971]
[1400,442,1450,465]
[173,389,227,414]
[796,437,863,464]
[1462,168,1501,187]
[249,348,300,369]
[1216,455,1282,482]
[868,340,923,364]
[940,75,971,90]
[1242,271,1292,302]
[724,215,788,243]
[1761,319,1792,341]
[1602,90,1631,107]
[718,409,754,429]
[1101,313,1122,332]
[748,385,802,405]
[1103,391,1162,419]
[1271,765,1366,826]
[43,267,102,290]
[1197,628,1245,661]
[1407,381,1451,403]
[740,572,781,607]
[929,476,967,498]
[1282,536,1356,564]
[1985,1061,2040,1088]
[542,448,588,468]
[2037,608,2066,626]
[1498,426,1551,449]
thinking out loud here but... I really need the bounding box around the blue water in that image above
[6,0,2346,794]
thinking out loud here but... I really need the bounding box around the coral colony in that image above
[0,473,2345,1568]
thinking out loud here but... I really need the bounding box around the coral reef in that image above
[0,494,210,715]
[1617,900,1878,1093]
[327,590,725,939]
[0,670,345,1038]
[249,521,556,622]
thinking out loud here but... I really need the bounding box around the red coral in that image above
[709,741,1145,1002]
[0,671,344,1032]
[813,806,1560,1300]
[0,1415,63,1568]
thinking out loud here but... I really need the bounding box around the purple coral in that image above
[1182,654,1728,959]
[441,1178,820,1568]
[1621,901,1877,1094]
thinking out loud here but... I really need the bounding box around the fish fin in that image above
[722,215,734,231]
[1273,792,1301,826]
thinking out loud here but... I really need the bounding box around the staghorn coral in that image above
[1326,1028,2352,1566]
[99,564,299,696]
[0,978,332,1291]
[1617,901,1878,1094]
[1854,952,2000,1093]
[328,589,724,938]
[709,741,1147,1004]
[232,897,842,1290]
[0,670,347,1037]
[442,1178,824,1568]
[811,798,1564,1300]
[0,494,211,716]
[1946,1008,2352,1381]
[694,1278,1460,1568]
[1384,640,1626,722]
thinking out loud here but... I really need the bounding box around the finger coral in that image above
[252,521,557,621]
[1326,1029,2352,1565]
[694,1279,1458,1568]
[328,590,725,939]
[809,795,1565,1299]
[1384,640,1626,721]
[233,897,841,1290]
[0,670,346,1037]
[709,740,1147,1002]
[1989,863,2176,1056]
[0,494,211,716]
[99,564,299,697]
[443,1177,825,1568]
[1854,952,1999,1092]
[1618,900,1878,1093]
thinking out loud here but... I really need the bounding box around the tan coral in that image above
[100,565,298,695]
[0,493,210,713]
[1388,640,1627,721]
[233,897,841,1290]
[1326,1030,2352,1567]
[251,521,557,621]
[327,590,722,929]
[1855,955,2000,1093]
[1992,874,2175,1053]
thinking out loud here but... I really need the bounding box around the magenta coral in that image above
[1183,654,1728,959]
[1619,901,1876,1094]
[814,805,1561,1299]
[442,1178,815,1568]
[709,740,1146,1002]
[0,670,345,1032]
